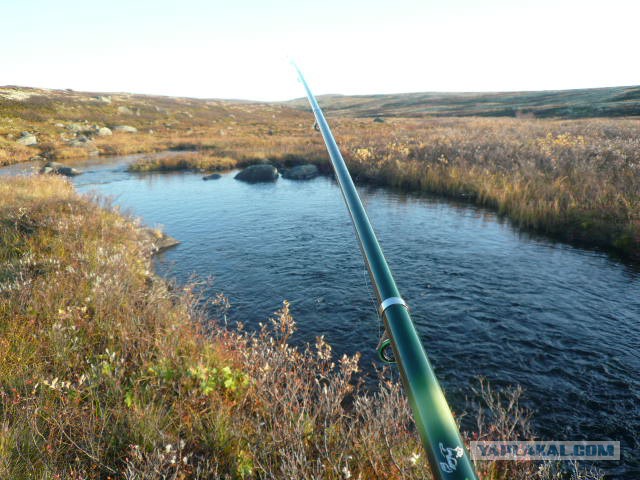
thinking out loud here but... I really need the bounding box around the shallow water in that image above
[4,155,639,477]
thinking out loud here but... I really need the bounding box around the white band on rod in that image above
[379,297,408,317]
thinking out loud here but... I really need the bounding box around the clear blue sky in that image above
[1,0,638,100]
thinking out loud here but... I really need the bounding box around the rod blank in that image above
[294,64,479,480]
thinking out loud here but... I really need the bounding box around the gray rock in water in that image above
[40,161,82,177]
[112,125,138,133]
[235,164,278,183]
[282,164,319,180]
[97,127,112,136]
[16,133,37,146]
[202,173,222,181]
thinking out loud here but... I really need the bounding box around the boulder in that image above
[373,117,385,123]
[141,228,180,255]
[16,133,37,146]
[117,106,133,115]
[112,125,138,133]
[67,123,85,132]
[202,173,222,181]
[234,164,278,183]
[97,127,112,136]
[282,164,319,180]
[68,135,94,147]
[94,96,111,104]
[40,161,82,177]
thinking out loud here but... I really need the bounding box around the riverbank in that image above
[0,176,603,479]
[1,87,638,259]
[127,152,238,173]
[120,124,640,261]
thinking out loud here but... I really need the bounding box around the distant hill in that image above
[284,85,640,119]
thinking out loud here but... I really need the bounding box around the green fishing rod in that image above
[294,65,479,480]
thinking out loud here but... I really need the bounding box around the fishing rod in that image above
[294,64,479,480]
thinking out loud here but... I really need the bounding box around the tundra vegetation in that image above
[0,86,638,259]
[0,176,603,479]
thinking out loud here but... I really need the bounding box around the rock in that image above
[40,161,82,177]
[97,127,112,136]
[16,133,37,146]
[94,96,111,104]
[117,106,133,115]
[141,228,180,255]
[67,123,84,132]
[112,125,137,133]
[68,136,94,147]
[54,123,65,128]
[202,173,221,181]
[234,164,279,183]
[282,164,319,180]
[373,117,385,123]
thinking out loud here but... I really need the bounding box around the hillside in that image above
[0,85,309,165]
[284,85,640,118]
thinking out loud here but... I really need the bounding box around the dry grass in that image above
[128,152,237,173]
[0,176,604,479]
[0,138,35,166]
[93,133,168,157]
[333,117,640,259]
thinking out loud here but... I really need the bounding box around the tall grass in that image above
[334,118,640,259]
[0,176,604,479]
[128,152,237,173]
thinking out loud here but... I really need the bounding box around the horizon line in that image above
[1,83,638,104]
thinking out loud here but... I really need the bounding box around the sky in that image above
[1,0,638,101]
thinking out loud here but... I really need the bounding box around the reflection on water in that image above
[3,154,639,477]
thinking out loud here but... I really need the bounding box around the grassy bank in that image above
[128,152,237,173]
[335,117,640,260]
[0,176,602,479]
